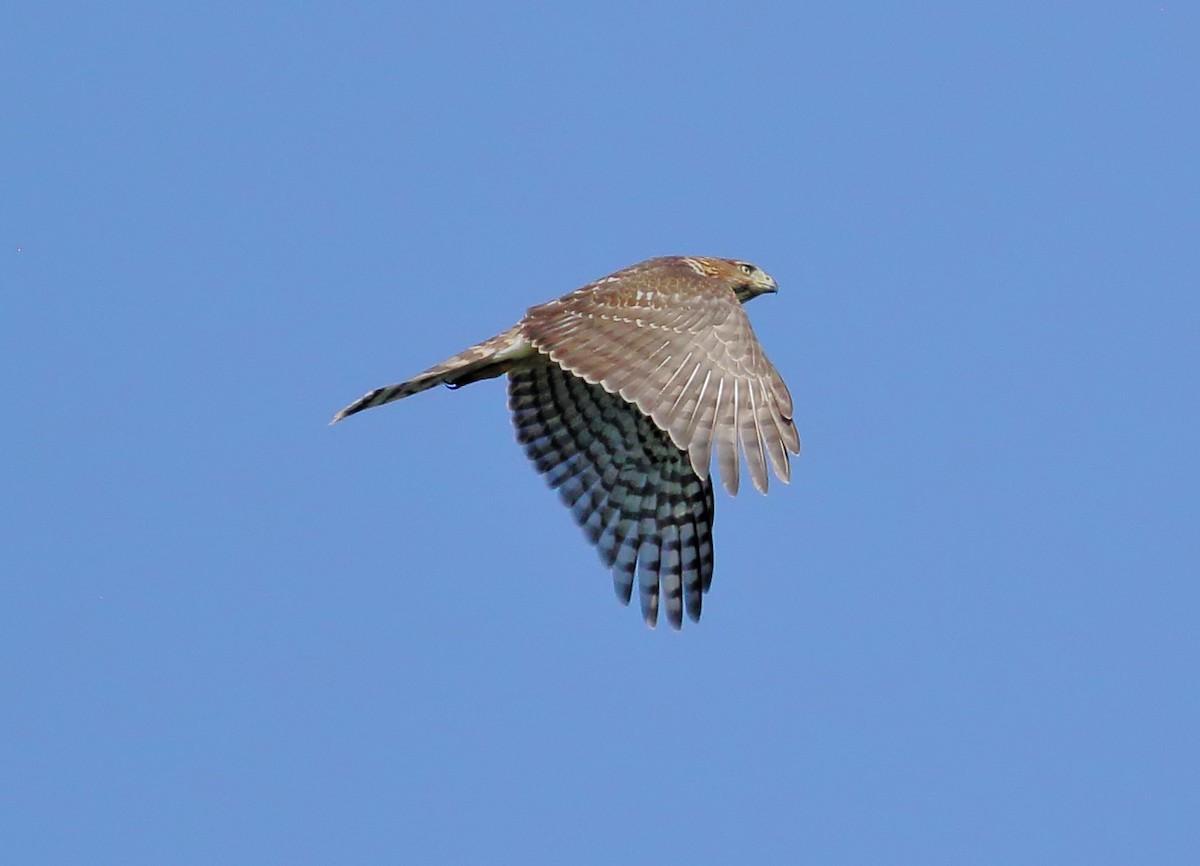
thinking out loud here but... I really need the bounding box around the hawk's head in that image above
[725,259,778,304]
[670,256,778,303]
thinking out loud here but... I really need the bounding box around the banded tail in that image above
[331,326,534,424]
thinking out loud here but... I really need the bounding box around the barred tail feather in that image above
[331,326,530,423]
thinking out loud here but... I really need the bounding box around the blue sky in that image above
[4,2,1198,863]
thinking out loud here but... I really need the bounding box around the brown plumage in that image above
[333,256,800,628]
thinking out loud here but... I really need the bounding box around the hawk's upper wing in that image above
[520,276,800,496]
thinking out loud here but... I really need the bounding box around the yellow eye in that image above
[738,263,755,276]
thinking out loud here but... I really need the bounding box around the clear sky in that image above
[4,3,1198,863]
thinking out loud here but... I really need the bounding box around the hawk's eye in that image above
[738,263,755,276]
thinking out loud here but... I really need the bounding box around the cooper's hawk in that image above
[333,256,800,628]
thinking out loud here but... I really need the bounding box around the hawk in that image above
[333,256,800,629]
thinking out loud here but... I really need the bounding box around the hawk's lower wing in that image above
[509,362,714,629]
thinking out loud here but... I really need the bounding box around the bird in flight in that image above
[333,256,800,629]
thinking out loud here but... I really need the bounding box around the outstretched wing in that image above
[509,362,714,629]
[520,269,799,496]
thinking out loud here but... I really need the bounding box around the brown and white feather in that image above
[520,257,799,495]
